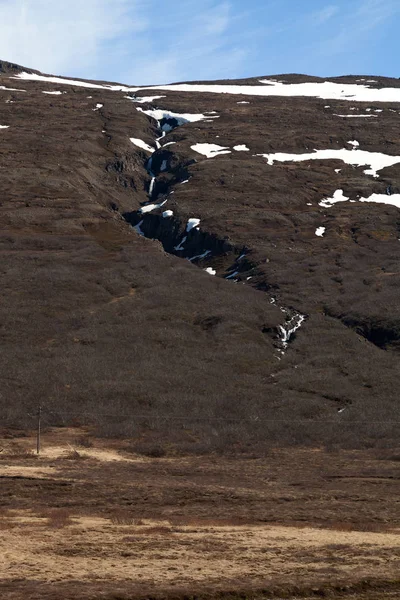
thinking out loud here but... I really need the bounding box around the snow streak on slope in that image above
[14,72,131,91]
[258,149,400,178]
[0,85,26,92]
[127,95,166,103]
[130,138,154,153]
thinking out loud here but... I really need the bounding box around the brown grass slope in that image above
[0,66,400,449]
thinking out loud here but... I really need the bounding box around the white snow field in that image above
[257,148,400,178]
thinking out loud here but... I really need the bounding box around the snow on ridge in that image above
[191,143,231,158]
[13,71,132,91]
[13,72,400,103]
[257,148,400,178]
[141,80,400,103]
[130,138,155,153]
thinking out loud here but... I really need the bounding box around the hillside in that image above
[1,62,400,450]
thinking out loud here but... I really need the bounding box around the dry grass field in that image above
[0,428,399,599]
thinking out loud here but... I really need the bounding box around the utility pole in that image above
[37,405,42,455]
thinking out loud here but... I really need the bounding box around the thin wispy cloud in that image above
[0,0,148,78]
[311,5,339,24]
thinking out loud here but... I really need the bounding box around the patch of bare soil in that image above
[0,429,399,599]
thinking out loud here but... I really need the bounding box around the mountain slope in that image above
[1,64,400,449]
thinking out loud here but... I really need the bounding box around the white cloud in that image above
[0,0,148,77]
[0,0,245,85]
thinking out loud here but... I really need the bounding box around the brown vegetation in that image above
[0,428,399,599]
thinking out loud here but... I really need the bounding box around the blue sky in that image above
[0,0,399,85]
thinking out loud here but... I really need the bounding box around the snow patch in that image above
[42,91,63,95]
[205,267,216,275]
[347,140,360,148]
[93,103,103,111]
[319,189,349,208]
[137,107,218,128]
[186,218,200,232]
[315,226,326,237]
[258,148,400,178]
[334,114,377,118]
[14,71,131,91]
[233,144,250,152]
[0,125,10,129]
[127,95,166,103]
[0,85,25,92]
[130,138,154,153]
[139,199,167,214]
[320,189,400,210]
[191,143,231,158]
[163,210,173,218]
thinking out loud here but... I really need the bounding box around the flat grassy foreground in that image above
[0,428,399,599]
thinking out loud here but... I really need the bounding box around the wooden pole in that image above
[37,405,42,455]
